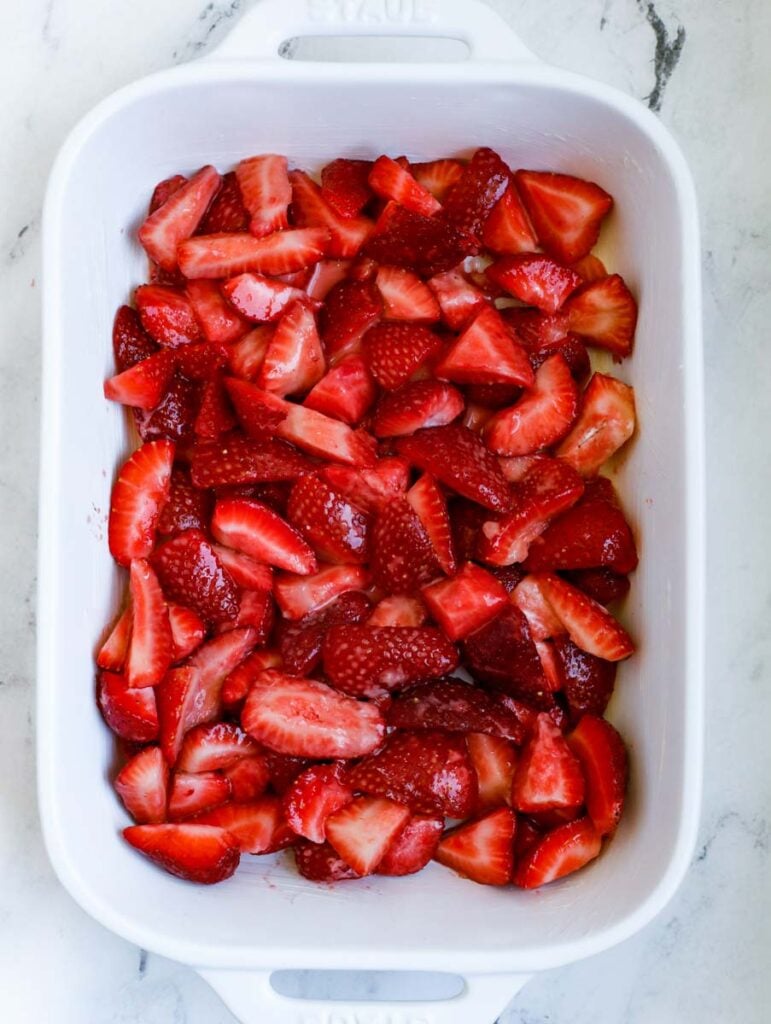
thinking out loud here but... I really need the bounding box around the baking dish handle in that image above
[206,0,539,65]
[199,967,530,1024]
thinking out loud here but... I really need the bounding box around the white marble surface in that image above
[1,0,769,1021]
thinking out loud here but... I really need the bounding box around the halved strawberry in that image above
[158,470,211,537]
[375,265,441,323]
[114,746,169,824]
[177,721,260,773]
[274,565,370,621]
[168,771,231,820]
[277,590,370,676]
[104,350,176,410]
[218,589,274,642]
[536,572,634,661]
[305,259,352,301]
[571,253,608,283]
[170,341,229,381]
[138,165,221,272]
[484,354,580,456]
[209,545,272,593]
[376,815,444,876]
[427,270,488,330]
[514,170,613,264]
[223,754,271,802]
[125,560,172,688]
[513,816,602,888]
[321,458,409,514]
[168,603,206,662]
[368,155,441,217]
[219,649,281,711]
[257,300,325,397]
[320,158,373,218]
[462,604,549,705]
[466,733,518,809]
[195,796,295,853]
[319,279,382,362]
[435,807,515,886]
[290,170,374,258]
[190,435,308,489]
[185,279,248,344]
[177,229,328,279]
[442,147,511,243]
[242,670,385,758]
[434,305,534,387]
[135,284,203,347]
[406,472,456,575]
[97,671,159,743]
[369,497,441,594]
[222,273,308,324]
[373,380,464,438]
[193,375,236,440]
[564,274,638,357]
[325,796,410,876]
[211,498,317,575]
[123,823,240,884]
[487,254,581,314]
[282,763,354,843]
[152,529,240,625]
[482,185,537,254]
[294,840,362,881]
[303,355,377,426]
[285,474,370,565]
[363,322,442,390]
[363,202,474,277]
[510,574,564,641]
[235,154,291,238]
[449,498,490,560]
[322,624,458,698]
[422,562,508,640]
[135,372,199,444]
[113,305,158,372]
[227,326,273,381]
[200,171,249,234]
[97,607,133,671]
[511,712,585,813]
[148,174,187,215]
[386,678,525,742]
[412,159,464,202]
[565,567,630,605]
[555,373,636,476]
[567,715,628,835]
[367,595,426,627]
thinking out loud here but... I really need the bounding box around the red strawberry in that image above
[148,174,187,215]
[321,458,409,514]
[158,469,211,536]
[227,326,273,381]
[363,202,474,277]
[487,254,581,314]
[449,498,490,560]
[283,763,354,843]
[177,229,328,279]
[168,771,231,820]
[427,270,488,330]
[220,649,283,711]
[464,386,521,415]
[152,529,240,625]
[323,624,458,698]
[462,604,549,704]
[199,171,249,234]
[466,733,518,809]
[123,823,240,884]
[434,304,534,387]
[257,300,325,397]
[210,545,272,592]
[170,341,229,381]
[212,498,317,574]
[138,165,221,272]
[274,565,370,621]
[484,354,580,456]
[193,375,236,440]
[501,306,569,348]
[406,472,456,575]
[104,350,176,410]
[564,567,630,605]
[320,279,382,362]
[422,563,508,641]
[185,279,248,344]
[442,147,511,242]
[348,730,477,816]
[287,473,370,566]
[305,259,352,301]
[222,273,308,323]
[368,155,441,217]
[168,603,206,662]
[375,266,441,324]
[304,355,377,425]
[363,322,442,390]
[514,170,613,264]
[290,170,374,258]
[223,754,271,802]
[195,797,295,854]
[320,158,374,218]
[511,712,585,813]
[513,816,601,888]
[294,840,361,881]
[377,815,444,876]
[221,379,287,438]
[276,590,372,676]
[556,373,636,476]
[370,498,441,594]
[219,589,274,642]
[488,564,528,593]
[135,372,199,444]
[386,678,525,742]
[190,434,309,488]
[412,159,464,202]
[570,253,608,283]
[326,796,410,876]
[242,670,385,758]
[510,574,564,641]
[435,807,515,886]
[524,334,591,383]
[537,572,634,661]
[97,671,159,743]
[482,185,537,254]
[108,440,174,566]
[374,380,464,438]
[135,284,203,348]
[112,305,158,372]
[177,721,260,773]
[367,595,426,628]
[114,746,169,824]
[97,607,133,672]
[235,154,291,237]
[397,424,511,512]
[568,715,627,837]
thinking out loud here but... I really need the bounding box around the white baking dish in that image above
[38,1,704,1020]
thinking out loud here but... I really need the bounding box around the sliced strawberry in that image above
[422,563,508,641]
[97,607,133,672]
[513,816,601,888]
[219,589,274,642]
[567,715,628,835]
[522,333,591,384]
[227,326,273,381]
[177,229,328,280]
[148,174,187,215]
[185,279,248,344]
[537,572,634,661]
[320,158,374,218]
[195,796,294,854]
[222,273,308,324]
[488,564,528,593]
[435,305,534,388]
[571,253,608,283]
[427,270,488,331]
[114,746,169,824]
[449,498,490,560]
[464,387,521,417]
[514,170,613,264]
[442,147,511,243]
[135,372,199,444]
[320,279,382,362]
[282,763,354,843]
[477,458,584,566]
[285,474,370,565]
[168,603,206,661]
[412,159,464,202]
[177,721,259,773]
[168,771,231,820]
[257,300,325,397]
[104,350,176,410]
[511,712,585,813]
[373,379,462,439]
[210,545,272,593]
[138,165,221,272]
[501,306,569,347]
[321,458,409,514]
[387,678,525,742]
[565,566,630,605]
[97,671,159,743]
[435,807,515,886]
[274,565,370,621]
[405,473,456,575]
[200,171,249,234]
[323,624,458,698]
[368,156,441,217]
[242,670,385,758]
[135,284,203,348]
[482,185,537,254]
[370,497,441,594]
[294,840,362,881]
[221,379,287,438]
[290,170,374,258]
[375,265,441,323]
[125,560,172,688]
[123,823,240,884]
[152,529,240,625]
[303,355,376,426]
[221,649,283,711]
[276,591,372,676]
[363,322,442,391]
[376,815,444,876]
[556,373,636,476]
[223,754,271,802]
[211,498,317,574]
[367,595,426,628]
[462,604,549,705]
[325,796,410,876]
[398,424,511,512]
[305,259,352,301]
[113,305,158,372]
[487,254,581,314]
[157,469,211,536]
[510,574,564,641]
[363,202,474,277]
[235,154,291,238]
[170,340,229,381]
[194,375,236,440]
[484,354,580,456]
[467,733,518,809]
[190,435,309,490]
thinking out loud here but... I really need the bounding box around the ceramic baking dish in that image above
[38,1,704,1020]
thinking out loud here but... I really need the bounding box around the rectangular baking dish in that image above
[38,1,704,1021]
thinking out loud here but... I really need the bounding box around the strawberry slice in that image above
[125,559,172,689]
[305,259,352,301]
[194,797,295,854]
[568,715,628,835]
[168,771,231,820]
[290,170,374,258]
[114,746,169,824]
[135,372,199,444]
[223,754,271,802]
[221,649,283,711]
[190,435,309,489]
[363,322,442,390]
[287,474,369,565]
[241,670,385,758]
[148,174,187,214]
[565,567,630,605]
[168,603,206,662]
[564,275,638,358]
[135,284,203,347]
[326,796,411,876]
[210,545,272,592]
[97,671,159,743]
[363,202,474,277]
[434,305,534,387]
[321,458,409,514]
[368,156,441,217]
[124,823,240,883]
[212,498,318,574]
[274,565,370,621]
[200,171,249,234]
[370,497,441,594]
[152,528,240,625]
[276,590,371,676]
[477,457,584,566]
[294,840,362,881]
[108,440,174,569]
[537,572,634,661]
[510,574,564,641]
[304,355,377,425]
[571,253,608,282]
[513,816,602,888]
[348,730,477,816]
[377,815,444,876]
[367,595,426,628]
[397,424,511,512]
[158,469,211,536]
[487,254,581,314]
[386,678,525,742]
[555,373,636,476]
[462,604,549,704]
[235,154,291,238]
[185,279,248,343]
[412,159,464,202]
[170,341,229,381]
[257,300,325,397]
[484,354,580,456]
[193,375,236,440]
[374,380,463,439]
[320,279,382,362]
[282,763,354,843]
[375,265,441,323]
[138,165,221,272]
[320,158,374,218]
[482,185,537,254]
[435,807,515,886]
[427,270,488,331]
[322,624,458,698]
[177,721,260,773]
[221,379,288,438]
[227,326,273,381]
[442,147,511,243]
[514,170,613,264]
[406,472,456,575]
[177,229,328,280]
[97,607,133,671]
[222,273,308,323]
[422,563,508,641]
[112,305,158,372]
[218,589,274,642]
[511,712,585,813]
[466,733,518,809]
[104,350,176,410]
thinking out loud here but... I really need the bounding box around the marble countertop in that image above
[1,0,769,1021]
